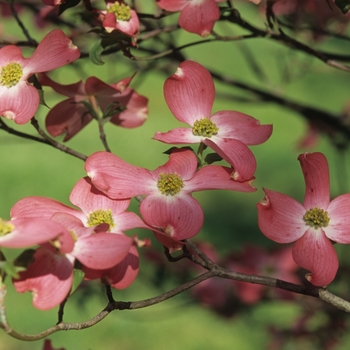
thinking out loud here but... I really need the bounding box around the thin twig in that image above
[30,118,88,161]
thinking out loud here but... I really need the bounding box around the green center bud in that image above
[303,207,330,229]
[192,118,219,138]
[0,218,14,236]
[107,2,131,21]
[0,62,23,88]
[87,209,115,231]
[157,172,184,196]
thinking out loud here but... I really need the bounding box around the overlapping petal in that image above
[211,110,273,145]
[140,194,204,241]
[39,73,86,97]
[204,138,256,181]
[83,245,139,289]
[292,229,338,286]
[186,165,255,193]
[73,232,132,269]
[85,151,154,199]
[70,177,130,217]
[257,189,306,243]
[107,246,139,289]
[45,99,93,140]
[108,88,148,128]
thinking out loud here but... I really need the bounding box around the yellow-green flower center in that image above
[303,207,330,229]
[0,218,14,236]
[87,209,115,231]
[157,173,184,196]
[0,62,23,88]
[192,118,219,138]
[107,2,131,21]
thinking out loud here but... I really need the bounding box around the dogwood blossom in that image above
[39,73,148,140]
[153,61,272,181]
[156,0,225,37]
[85,148,255,249]
[11,177,149,309]
[99,0,140,42]
[257,152,350,286]
[0,29,80,124]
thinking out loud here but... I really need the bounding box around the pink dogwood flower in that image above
[98,0,140,42]
[82,244,139,289]
[153,61,272,182]
[156,0,225,37]
[85,148,256,249]
[11,177,149,309]
[257,152,350,286]
[39,73,148,141]
[0,29,80,124]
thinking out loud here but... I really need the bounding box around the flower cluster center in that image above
[0,62,23,88]
[108,2,131,21]
[192,118,219,138]
[303,207,330,229]
[87,209,115,230]
[157,173,184,196]
[0,218,14,236]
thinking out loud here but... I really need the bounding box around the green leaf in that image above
[71,269,85,295]
[335,0,350,13]
[163,146,194,155]
[38,88,49,108]
[0,261,26,279]
[58,0,81,15]
[102,102,126,119]
[204,153,223,165]
[89,39,106,66]
[89,29,133,65]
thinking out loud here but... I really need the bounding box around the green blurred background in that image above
[1,1,350,349]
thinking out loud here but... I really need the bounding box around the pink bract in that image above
[83,245,139,289]
[85,148,256,248]
[0,29,80,124]
[156,0,225,37]
[153,60,272,182]
[39,73,148,141]
[257,152,350,286]
[0,217,68,248]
